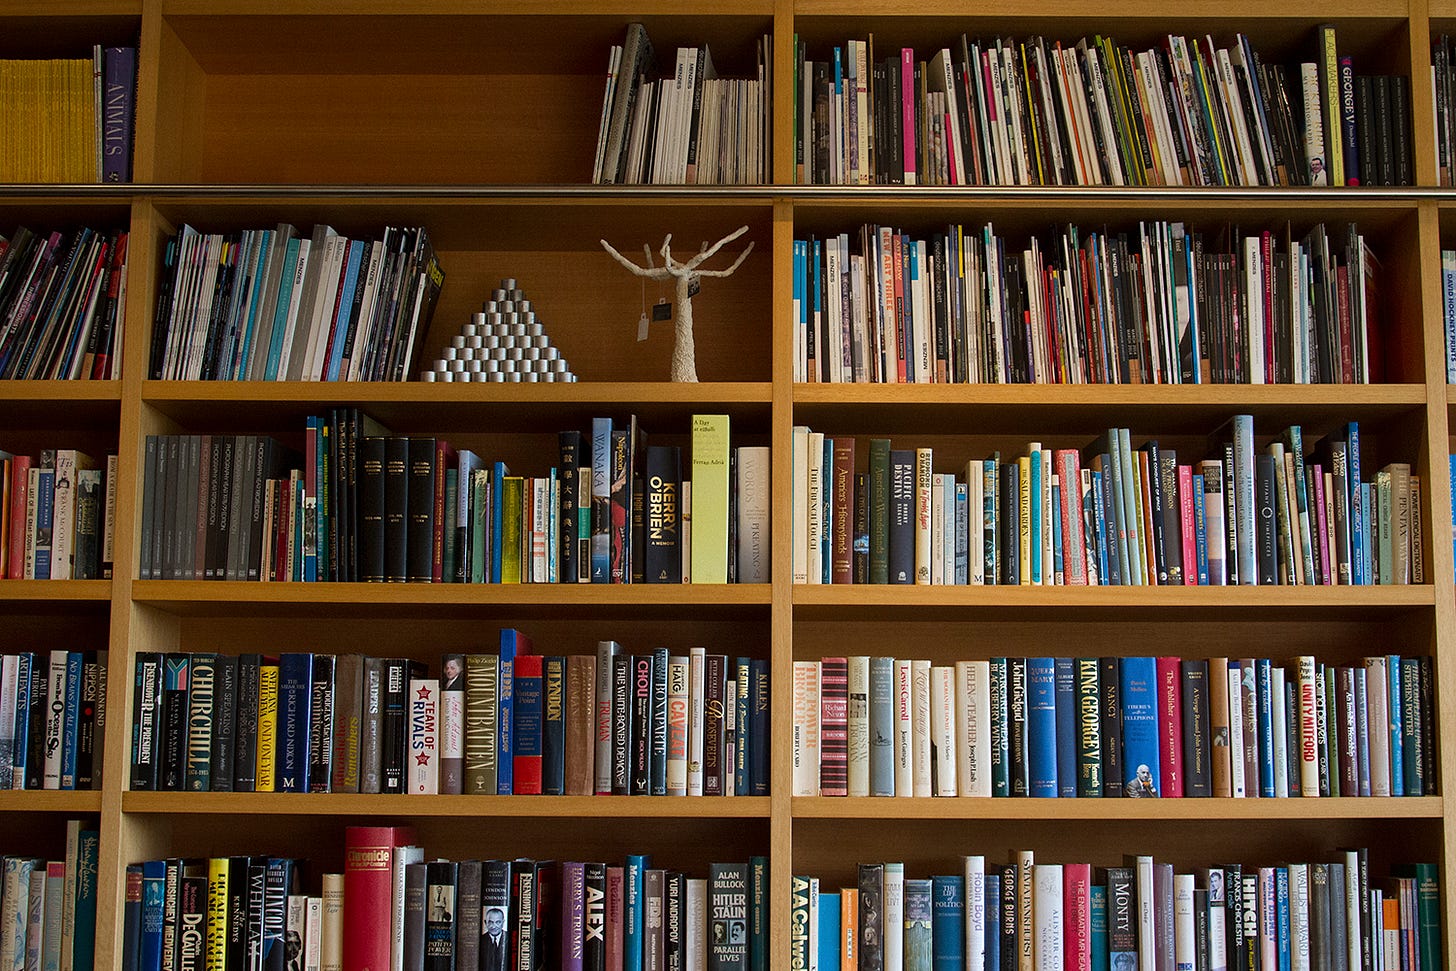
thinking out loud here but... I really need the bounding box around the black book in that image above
[75,652,101,789]
[360,436,388,582]
[1001,462,1020,586]
[1311,863,1331,971]
[1194,887,1210,971]
[456,861,482,971]
[225,856,249,971]
[1373,75,1395,187]
[853,471,869,583]
[708,863,748,971]
[630,655,653,795]
[1157,449,1183,585]
[381,658,410,793]
[1255,454,1278,584]
[233,653,261,791]
[205,435,231,581]
[584,862,607,971]
[139,436,158,579]
[1140,441,1169,584]
[160,434,180,580]
[246,857,267,971]
[25,653,46,790]
[161,654,189,791]
[1391,75,1411,185]
[247,437,288,581]
[406,437,436,583]
[857,863,885,971]
[650,647,669,795]
[1348,847,1372,971]
[542,656,567,796]
[131,652,163,790]
[73,469,102,579]
[384,436,410,583]
[1329,862,1348,971]
[1099,656,1123,797]
[559,431,582,583]
[1355,75,1377,189]
[1007,656,1028,796]
[1106,867,1136,970]
[512,861,538,971]
[643,445,682,583]
[424,860,458,971]
[481,860,513,971]
[633,470,646,585]
[210,654,239,792]
[1181,660,1211,797]
[1224,864,1244,971]
[403,862,428,971]
[175,861,207,971]
[611,653,632,795]
[307,654,336,792]
[888,449,914,584]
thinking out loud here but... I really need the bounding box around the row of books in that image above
[0,227,130,380]
[0,822,100,971]
[795,29,1410,187]
[792,852,1437,971]
[0,651,108,791]
[128,636,767,797]
[3,449,118,581]
[1430,37,1456,188]
[146,225,445,383]
[0,47,136,183]
[593,24,771,186]
[790,420,1410,587]
[789,654,1434,800]
[1441,251,1456,383]
[791,222,1378,386]
[138,413,768,586]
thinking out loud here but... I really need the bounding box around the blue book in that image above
[1090,884,1109,971]
[1401,657,1423,795]
[1052,480,1063,582]
[139,860,165,971]
[869,656,895,796]
[11,653,30,785]
[733,657,751,797]
[931,875,965,971]
[1054,658,1077,798]
[1450,456,1456,570]
[1092,469,1114,585]
[234,229,274,379]
[1002,463,1020,586]
[1361,482,1373,584]
[823,437,834,583]
[277,653,313,792]
[264,857,297,970]
[263,236,302,380]
[1387,655,1404,796]
[1347,422,1364,584]
[819,891,842,971]
[1276,867,1291,971]
[60,651,83,788]
[33,467,53,578]
[750,658,770,795]
[1119,657,1161,797]
[542,656,567,795]
[955,482,969,584]
[497,629,524,795]
[590,419,612,582]
[122,864,143,971]
[73,829,99,971]
[1256,658,1275,797]
[983,874,1001,971]
[491,461,511,583]
[989,658,1009,797]
[1192,474,1209,585]
[324,240,366,380]
[1026,657,1058,797]
[1029,448,1042,583]
[811,241,822,377]
[1354,668,1371,796]
[625,854,649,971]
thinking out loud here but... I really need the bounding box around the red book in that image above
[512,654,544,795]
[819,657,848,796]
[432,439,455,582]
[1063,862,1092,971]
[342,825,416,971]
[606,865,625,971]
[1055,450,1086,585]
[1178,464,1197,585]
[6,455,30,579]
[1156,656,1184,797]
[831,439,855,583]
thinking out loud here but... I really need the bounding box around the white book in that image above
[894,659,913,797]
[1016,850,1035,970]
[807,878,820,971]
[1288,864,1311,971]
[792,426,809,584]
[407,678,438,795]
[1342,851,1362,971]
[25,864,43,971]
[823,239,843,384]
[1271,667,1289,797]
[321,873,344,971]
[284,225,332,380]
[1297,656,1320,796]
[854,42,870,186]
[1033,865,1063,971]
[61,819,79,971]
[792,661,821,797]
[930,666,957,796]
[1200,869,1227,971]
[1131,855,1155,971]
[911,660,931,797]
[686,878,707,971]
[956,660,992,796]
[667,655,690,796]
[1,857,30,971]
[1175,874,1196,971]
[43,652,67,791]
[688,647,706,796]
[1300,63,1328,185]
[806,431,824,584]
[594,641,620,794]
[307,234,351,381]
[305,895,323,971]
[390,846,423,971]
[592,46,623,183]
[1227,664,1246,798]
[968,463,985,584]
[914,448,932,584]
[847,656,870,797]
[1363,657,1390,795]
[965,856,986,971]
[883,862,905,971]
[931,474,945,585]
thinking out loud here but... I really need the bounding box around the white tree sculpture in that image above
[600,225,754,382]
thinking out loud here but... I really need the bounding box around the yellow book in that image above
[256,663,279,791]
[502,475,523,583]
[690,414,730,583]
[206,858,228,971]
[1018,454,1032,585]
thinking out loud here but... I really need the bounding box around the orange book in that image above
[841,886,859,971]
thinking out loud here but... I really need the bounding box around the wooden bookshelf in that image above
[5,1,1456,968]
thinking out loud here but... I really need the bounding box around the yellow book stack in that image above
[0,56,96,182]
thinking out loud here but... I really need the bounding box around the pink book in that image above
[1178,464,1197,585]
[1156,656,1184,797]
[1055,450,1086,584]
[901,50,918,185]
[606,865,625,971]
[1063,863,1092,971]
[1312,466,1332,585]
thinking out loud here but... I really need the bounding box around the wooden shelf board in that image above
[163,0,772,15]
[0,380,122,402]
[794,0,1408,19]
[0,580,112,603]
[131,580,772,618]
[792,796,1444,820]
[123,792,771,817]
[0,791,104,813]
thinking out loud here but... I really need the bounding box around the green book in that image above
[470,468,489,583]
[502,476,524,583]
[869,438,891,584]
[690,414,730,584]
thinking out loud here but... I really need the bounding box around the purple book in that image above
[101,48,136,183]
[561,862,586,971]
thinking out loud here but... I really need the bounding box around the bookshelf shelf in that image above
[790,796,1445,820]
[0,380,123,402]
[0,791,104,814]
[791,0,1412,20]
[0,580,112,602]
[121,792,772,817]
